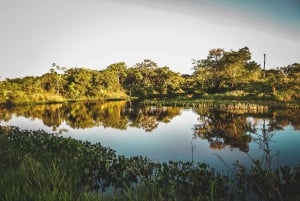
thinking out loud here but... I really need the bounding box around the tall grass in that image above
[0,157,75,201]
[141,98,299,109]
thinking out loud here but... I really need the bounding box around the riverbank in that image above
[1,92,299,110]
[1,126,300,201]
[140,94,300,109]
[0,94,130,107]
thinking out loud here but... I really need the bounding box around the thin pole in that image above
[263,54,266,78]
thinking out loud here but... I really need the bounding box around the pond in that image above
[1,101,300,172]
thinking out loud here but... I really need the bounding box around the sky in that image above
[0,0,299,79]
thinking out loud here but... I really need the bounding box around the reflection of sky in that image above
[257,126,300,166]
[1,109,300,172]
[1,115,55,133]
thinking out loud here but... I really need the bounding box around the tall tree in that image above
[50,63,67,96]
[105,62,128,86]
[192,47,262,92]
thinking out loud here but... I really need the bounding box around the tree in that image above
[153,67,184,96]
[124,60,158,97]
[21,76,42,94]
[50,63,67,96]
[124,67,147,97]
[134,59,158,87]
[269,63,300,101]
[105,62,128,86]
[207,48,225,68]
[192,48,227,92]
[124,60,184,97]
[64,68,93,99]
[192,47,262,92]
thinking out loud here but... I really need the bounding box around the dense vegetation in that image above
[1,126,300,201]
[1,47,300,106]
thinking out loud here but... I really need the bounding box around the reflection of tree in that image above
[63,101,129,129]
[0,102,181,132]
[155,106,181,123]
[129,106,181,132]
[234,118,296,201]
[0,104,67,133]
[250,118,283,169]
[1,102,298,136]
[136,114,159,132]
[192,106,300,152]
[193,109,253,152]
[41,105,64,128]
[271,109,300,130]
[65,103,98,129]
[194,104,271,154]
[93,101,128,129]
[0,108,13,122]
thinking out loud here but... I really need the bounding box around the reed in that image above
[141,98,299,110]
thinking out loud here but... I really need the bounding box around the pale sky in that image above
[0,0,299,79]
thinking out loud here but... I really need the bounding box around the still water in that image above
[1,101,300,171]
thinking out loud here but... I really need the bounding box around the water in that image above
[1,101,300,171]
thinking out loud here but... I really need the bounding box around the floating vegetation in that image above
[1,126,300,201]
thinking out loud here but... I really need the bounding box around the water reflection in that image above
[0,101,181,132]
[193,109,252,152]
[250,118,283,170]
[0,101,300,169]
[192,106,300,153]
[128,106,181,131]
[0,101,299,155]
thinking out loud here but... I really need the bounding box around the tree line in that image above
[0,47,299,105]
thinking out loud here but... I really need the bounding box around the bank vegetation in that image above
[0,47,299,106]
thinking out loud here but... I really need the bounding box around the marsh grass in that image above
[141,98,299,110]
[1,126,300,201]
[0,157,75,201]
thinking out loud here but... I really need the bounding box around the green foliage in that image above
[264,63,300,101]
[0,49,299,106]
[0,157,77,201]
[0,126,227,201]
[1,126,300,201]
[192,47,262,93]
[124,60,184,98]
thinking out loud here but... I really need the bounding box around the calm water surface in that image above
[1,101,300,171]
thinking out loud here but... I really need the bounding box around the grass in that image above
[0,157,76,201]
[140,96,300,109]
[1,126,300,201]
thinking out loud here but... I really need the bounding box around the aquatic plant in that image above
[1,125,300,201]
